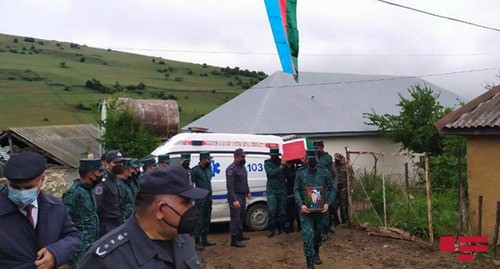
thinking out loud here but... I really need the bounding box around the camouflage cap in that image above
[181,153,191,161]
[306,150,317,159]
[313,141,324,148]
[141,157,157,167]
[79,158,103,171]
[158,154,170,164]
[199,152,212,160]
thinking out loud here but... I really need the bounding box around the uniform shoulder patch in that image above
[94,230,130,258]
[94,186,103,195]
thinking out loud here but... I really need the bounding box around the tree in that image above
[364,85,448,155]
[99,100,161,157]
[364,85,466,192]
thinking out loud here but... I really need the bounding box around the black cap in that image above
[4,151,47,182]
[139,165,208,199]
[270,148,279,155]
[234,148,245,157]
[105,150,125,163]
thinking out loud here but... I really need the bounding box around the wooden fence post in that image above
[478,195,483,236]
[424,152,434,243]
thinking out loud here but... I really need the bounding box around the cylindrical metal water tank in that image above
[118,98,179,139]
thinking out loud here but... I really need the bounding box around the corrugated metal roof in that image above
[9,124,100,168]
[184,72,462,135]
[435,85,500,134]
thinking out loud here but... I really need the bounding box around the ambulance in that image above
[150,132,284,231]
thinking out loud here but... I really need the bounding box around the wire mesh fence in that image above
[345,148,433,241]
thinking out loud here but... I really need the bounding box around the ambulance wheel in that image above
[245,203,269,231]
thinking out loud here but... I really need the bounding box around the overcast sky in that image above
[2,0,500,100]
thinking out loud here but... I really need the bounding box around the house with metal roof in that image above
[0,124,100,168]
[435,85,500,242]
[185,71,461,155]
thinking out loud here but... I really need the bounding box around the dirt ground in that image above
[198,224,495,269]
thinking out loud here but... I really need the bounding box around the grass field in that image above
[0,33,266,129]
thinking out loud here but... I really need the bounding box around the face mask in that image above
[161,203,200,234]
[308,159,318,170]
[335,159,341,165]
[201,161,211,169]
[8,185,39,208]
[182,162,190,169]
[239,159,246,165]
[112,165,126,175]
[91,173,103,187]
[271,156,280,164]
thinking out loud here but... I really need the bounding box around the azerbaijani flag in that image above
[264,0,299,81]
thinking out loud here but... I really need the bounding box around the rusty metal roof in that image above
[7,124,100,168]
[435,85,500,135]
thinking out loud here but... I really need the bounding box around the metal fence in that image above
[345,147,434,242]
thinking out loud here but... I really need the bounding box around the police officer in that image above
[78,165,207,268]
[180,153,192,184]
[294,150,335,269]
[63,158,104,269]
[116,158,135,225]
[226,148,251,247]
[264,148,288,238]
[313,141,336,236]
[158,154,171,168]
[192,151,216,250]
[95,150,125,238]
[142,157,157,173]
[0,151,81,268]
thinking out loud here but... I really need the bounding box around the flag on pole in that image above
[264,0,299,81]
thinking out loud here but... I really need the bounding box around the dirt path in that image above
[198,224,494,269]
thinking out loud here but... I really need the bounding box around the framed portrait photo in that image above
[305,186,324,212]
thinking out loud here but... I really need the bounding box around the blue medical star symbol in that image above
[211,160,221,177]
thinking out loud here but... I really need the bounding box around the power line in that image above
[112,47,500,57]
[253,67,500,89]
[374,0,500,32]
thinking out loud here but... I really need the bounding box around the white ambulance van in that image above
[150,133,283,231]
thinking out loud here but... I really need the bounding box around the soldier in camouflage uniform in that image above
[264,148,288,238]
[141,157,157,173]
[115,158,135,225]
[127,159,141,198]
[294,150,335,269]
[62,158,104,269]
[313,140,336,237]
[192,152,216,250]
[158,154,171,168]
[334,153,352,224]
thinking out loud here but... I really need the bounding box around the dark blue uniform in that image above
[0,191,81,268]
[78,216,202,269]
[226,162,250,236]
[94,170,121,238]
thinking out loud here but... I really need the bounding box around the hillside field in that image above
[0,33,267,129]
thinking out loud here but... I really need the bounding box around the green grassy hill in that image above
[0,33,267,129]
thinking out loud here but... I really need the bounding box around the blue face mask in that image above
[8,186,39,208]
